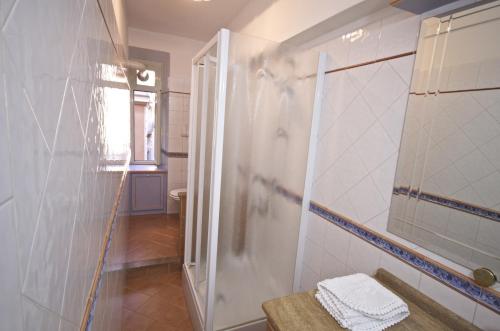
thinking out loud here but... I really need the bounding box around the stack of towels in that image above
[315,273,410,331]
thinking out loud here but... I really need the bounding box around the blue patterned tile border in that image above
[309,201,500,313]
[393,187,500,223]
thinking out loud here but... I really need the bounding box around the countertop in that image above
[262,269,480,331]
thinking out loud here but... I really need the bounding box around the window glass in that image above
[133,91,156,161]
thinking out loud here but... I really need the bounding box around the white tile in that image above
[480,135,500,170]
[0,0,16,27]
[323,222,351,265]
[21,296,60,331]
[4,54,51,281]
[0,74,12,203]
[300,265,321,292]
[463,111,500,147]
[377,11,420,58]
[320,251,349,280]
[475,218,500,254]
[314,120,353,178]
[336,147,369,191]
[437,130,476,163]
[312,167,347,206]
[324,36,350,70]
[477,58,500,89]
[59,318,78,331]
[347,176,387,223]
[388,55,416,86]
[306,213,326,246]
[362,63,408,118]
[23,90,84,313]
[0,202,23,331]
[418,273,477,322]
[379,253,421,288]
[446,209,479,246]
[473,304,500,331]
[378,92,408,145]
[347,62,382,94]
[455,150,496,183]
[3,0,85,149]
[331,194,358,222]
[432,164,469,196]
[471,172,500,208]
[346,235,381,275]
[370,154,398,204]
[303,238,323,274]
[347,21,382,65]
[446,94,483,128]
[320,72,358,137]
[341,95,377,142]
[354,122,396,173]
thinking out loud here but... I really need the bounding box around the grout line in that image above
[59,147,87,317]
[0,0,19,32]
[70,84,86,138]
[0,196,13,209]
[21,152,54,295]
[22,89,51,153]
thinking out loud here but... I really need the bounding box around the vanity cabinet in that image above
[130,172,167,214]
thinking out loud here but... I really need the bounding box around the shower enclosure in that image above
[183,29,325,331]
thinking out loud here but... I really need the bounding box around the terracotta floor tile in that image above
[123,288,151,311]
[136,295,189,325]
[121,310,154,331]
[125,214,180,264]
[122,214,192,331]
[146,320,179,331]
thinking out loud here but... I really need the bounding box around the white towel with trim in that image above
[316,273,409,331]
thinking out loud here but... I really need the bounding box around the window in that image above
[133,91,156,161]
[129,61,162,164]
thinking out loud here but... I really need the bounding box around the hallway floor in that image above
[122,264,193,330]
[125,214,180,266]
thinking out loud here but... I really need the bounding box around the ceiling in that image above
[126,0,250,41]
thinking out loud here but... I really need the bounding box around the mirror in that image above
[388,1,500,281]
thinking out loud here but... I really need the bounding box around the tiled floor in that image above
[122,264,193,331]
[126,214,180,265]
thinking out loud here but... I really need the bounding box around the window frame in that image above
[128,60,162,165]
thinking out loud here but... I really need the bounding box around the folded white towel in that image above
[316,273,409,331]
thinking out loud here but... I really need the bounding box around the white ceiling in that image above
[126,0,250,41]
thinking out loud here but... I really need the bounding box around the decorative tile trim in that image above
[309,201,500,313]
[167,152,189,158]
[393,187,500,223]
[81,168,129,331]
[325,51,416,74]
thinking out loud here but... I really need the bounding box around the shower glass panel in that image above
[213,35,319,330]
[197,45,218,299]
[190,64,204,264]
[185,29,320,331]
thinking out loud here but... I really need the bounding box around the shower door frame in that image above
[184,29,230,331]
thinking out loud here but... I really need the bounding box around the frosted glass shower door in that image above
[185,29,321,331]
[212,33,320,330]
[189,46,218,302]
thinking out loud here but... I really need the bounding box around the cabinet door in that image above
[131,173,165,213]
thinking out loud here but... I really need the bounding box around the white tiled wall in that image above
[167,76,190,213]
[0,0,128,330]
[299,6,500,328]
